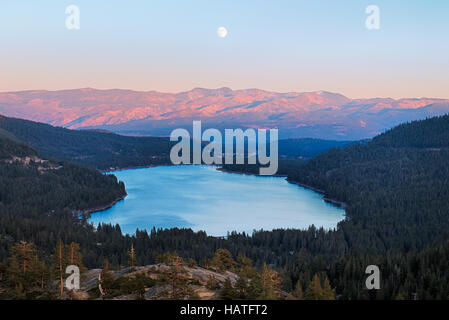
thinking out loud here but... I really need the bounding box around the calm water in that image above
[90,165,345,236]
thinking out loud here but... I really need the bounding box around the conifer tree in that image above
[322,277,336,300]
[234,274,249,299]
[51,239,67,297]
[7,254,21,284]
[99,257,115,298]
[128,244,138,267]
[132,273,147,300]
[221,277,236,300]
[237,254,257,278]
[247,273,263,299]
[169,255,186,299]
[293,280,304,300]
[29,255,47,289]
[260,263,282,300]
[206,274,219,290]
[10,241,36,274]
[201,258,212,270]
[7,241,42,291]
[157,252,191,299]
[66,242,86,273]
[304,274,323,300]
[157,251,179,265]
[0,263,7,282]
[212,249,237,273]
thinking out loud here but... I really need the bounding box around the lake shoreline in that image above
[215,167,287,178]
[100,164,347,210]
[102,164,170,173]
[89,165,346,236]
[77,194,128,218]
[100,164,347,211]
[217,167,347,209]
[286,180,347,209]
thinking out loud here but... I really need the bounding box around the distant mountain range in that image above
[1,88,448,140]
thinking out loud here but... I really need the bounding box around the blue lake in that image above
[90,165,345,236]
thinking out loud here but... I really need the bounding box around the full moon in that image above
[217,27,228,38]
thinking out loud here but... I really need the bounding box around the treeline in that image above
[0,115,356,170]
[288,144,449,253]
[0,138,38,160]
[0,240,335,300]
[223,116,449,255]
[282,240,449,300]
[2,237,448,300]
[219,115,449,299]
[0,115,173,170]
[0,136,126,263]
[0,240,85,299]
[1,114,449,299]
[278,138,357,159]
[371,114,449,148]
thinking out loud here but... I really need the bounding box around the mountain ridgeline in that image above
[1,88,449,140]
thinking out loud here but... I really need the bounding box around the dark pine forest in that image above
[0,114,449,300]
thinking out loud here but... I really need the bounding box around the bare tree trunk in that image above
[59,242,63,297]
[22,243,27,274]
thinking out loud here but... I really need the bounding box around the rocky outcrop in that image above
[80,264,238,300]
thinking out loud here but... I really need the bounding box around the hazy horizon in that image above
[1,0,448,99]
[1,86,448,101]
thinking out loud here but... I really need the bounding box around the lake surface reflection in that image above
[90,165,345,236]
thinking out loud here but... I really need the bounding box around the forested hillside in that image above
[219,115,449,299]
[371,115,449,148]
[0,115,355,171]
[0,115,172,170]
[287,114,449,253]
[0,137,126,261]
[1,115,449,300]
[278,138,357,158]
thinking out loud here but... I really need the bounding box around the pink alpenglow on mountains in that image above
[0,88,448,140]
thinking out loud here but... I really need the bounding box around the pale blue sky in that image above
[0,0,448,98]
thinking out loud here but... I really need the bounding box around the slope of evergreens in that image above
[278,138,357,158]
[0,115,172,170]
[287,116,449,253]
[371,114,449,148]
[0,136,126,262]
[0,115,357,171]
[1,114,449,299]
